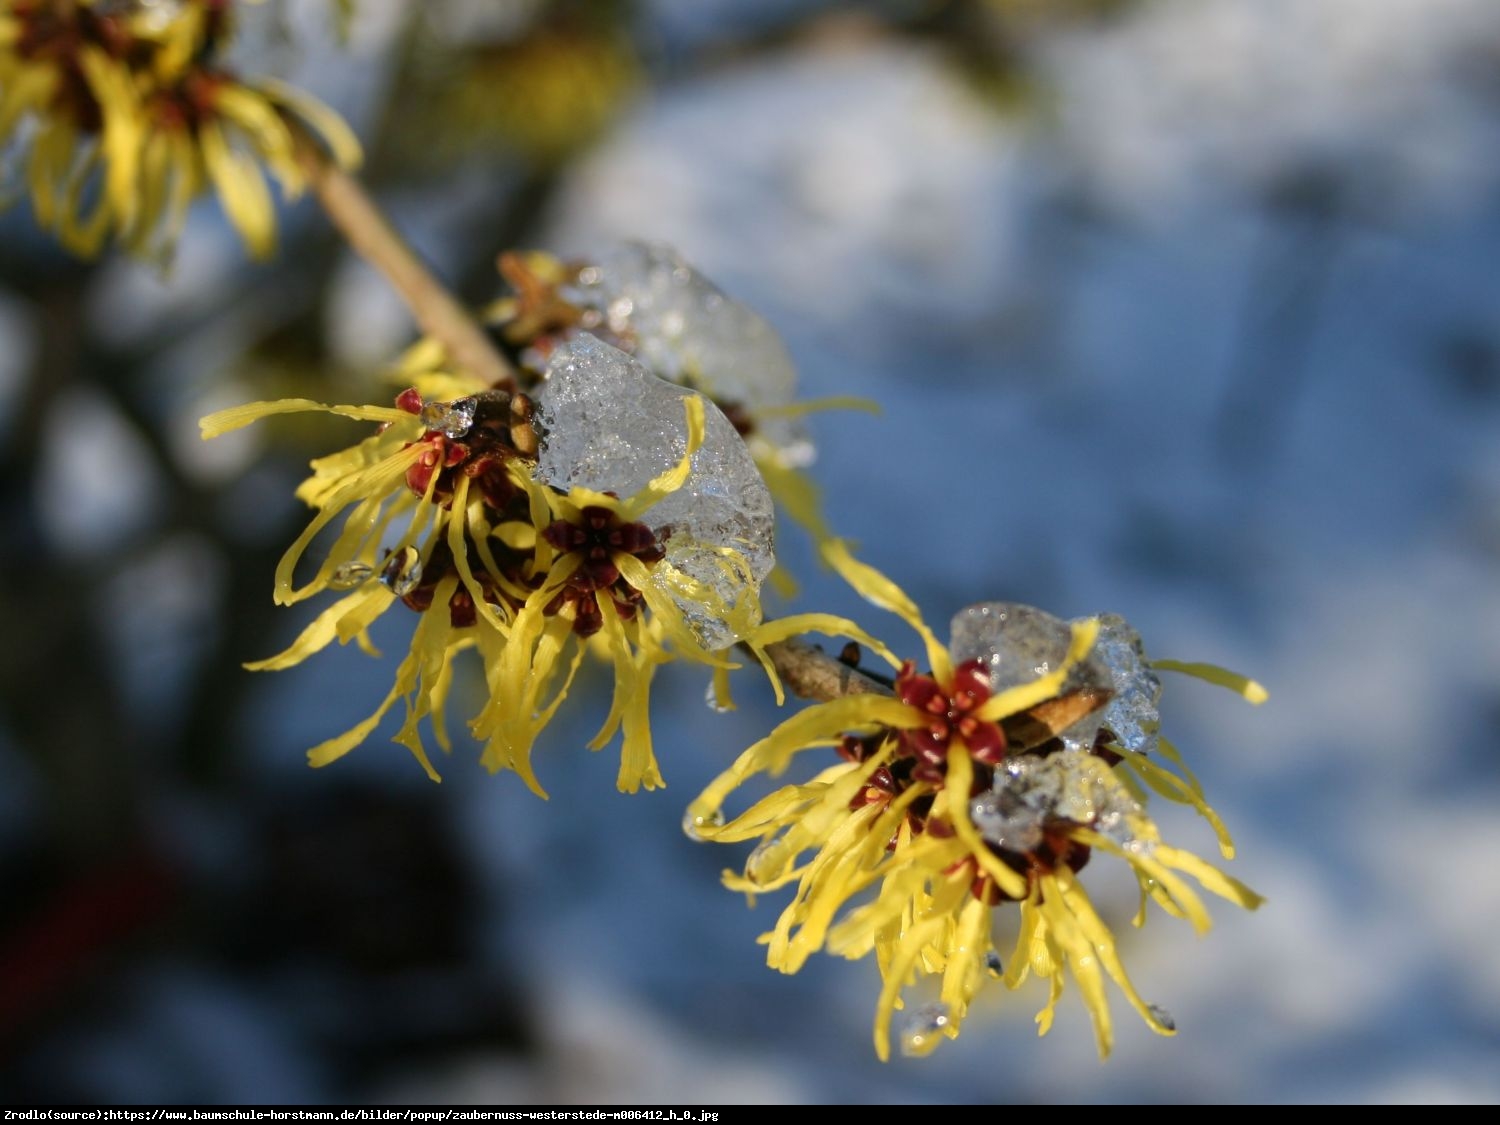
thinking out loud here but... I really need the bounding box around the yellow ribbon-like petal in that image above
[1152,659,1269,704]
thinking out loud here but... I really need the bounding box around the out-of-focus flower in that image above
[688,544,1265,1059]
[0,0,359,259]
[388,15,638,167]
[201,333,781,796]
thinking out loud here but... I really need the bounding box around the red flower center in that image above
[893,659,1008,773]
[540,506,667,637]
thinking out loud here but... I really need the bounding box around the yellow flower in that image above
[201,376,537,782]
[387,23,639,166]
[0,0,360,259]
[202,339,781,798]
[475,391,763,797]
[689,544,1266,1060]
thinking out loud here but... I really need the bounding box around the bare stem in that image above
[757,638,893,702]
[301,151,517,390]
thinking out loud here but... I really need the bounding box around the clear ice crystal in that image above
[948,602,1111,750]
[1089,612,1164,756]
[328,561,373,590]
[533,334,775,651]
[566,242,813,466]
[379,547,423,598]
[420,396,477,439]
[969,750,1149,854]
[899,1003,952,1058]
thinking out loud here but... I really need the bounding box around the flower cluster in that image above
[202,232,1269,1061]
[687,544,1266,1059]
[0,0,359,258]
[202,332,777,795]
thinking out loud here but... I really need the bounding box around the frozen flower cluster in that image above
[688,546,1265,1060]
[206,241,1265,1059]
[204,326,776,795]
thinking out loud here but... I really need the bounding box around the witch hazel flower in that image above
[199,371,539,781]
[687,544,1265,1060]
[201,332,779,796]
[476,333,776,795]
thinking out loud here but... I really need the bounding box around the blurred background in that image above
[3,0,1500,1104]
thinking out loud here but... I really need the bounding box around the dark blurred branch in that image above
[299,149,517,390]
[0,282,141,864]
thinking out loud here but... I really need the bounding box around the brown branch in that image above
[757,638,1113,747]
[299,149,517,390]
[757,638,893,702]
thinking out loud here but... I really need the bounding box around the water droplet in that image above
[682,805,724,842]
[746,838,784,881]
[899,1003,951,1058]
[329,561,373,590]
[420,396,477,439]
[576,265,602,286]
[1148,1004,1176,1032]
[985,951,1004,977]
[380,547,423,597]
[704,678,733,713]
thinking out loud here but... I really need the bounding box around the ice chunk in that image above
[533,334,775,650]
[948,602,1110,749]
[566,242,813,466]
[1089,612,1164,756]
[969,750,1150,854]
